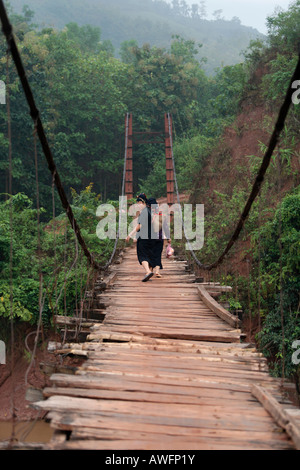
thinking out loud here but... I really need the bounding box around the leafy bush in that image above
[0,185,122,327]
[254,189,300,381]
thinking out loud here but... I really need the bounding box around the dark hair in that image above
[136,193,148,204]
[147,197,158,210]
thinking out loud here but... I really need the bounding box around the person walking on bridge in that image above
[126,193,154,282]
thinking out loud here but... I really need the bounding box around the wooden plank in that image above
[66,429,291,450]
[50,437,292,451]
[48,340,262,356]
[86,355,268,374]
[76,368,276,393]
[86,348,268,369]
[104,308,219,316]
[86,330,251,353]
[0,441,47,450]
[54,370,281,395]
[54,316,99,328]
[102,319,234,332]
[79,360,276,384]
[48,410,291,444]
[103,310,230,321]
[48,373,258,400]
[33,396,283,431]
[204,285,232,292]
[97,271,117,290]
[88,325,241,343]
[43,386,263,408]
[252,384,300,450]
[197,285,240,328]
[82,347,268,370]
[251,385,289,428]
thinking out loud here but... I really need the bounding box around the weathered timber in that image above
[251,384,300,450]
[204,285,233,293]
[40,362,79,376]
[87,328,241,344]
[197,285,240,328]
[54,315,102,328]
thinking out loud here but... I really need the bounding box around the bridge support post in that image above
[165,113,175,205]
[125,113,133,200]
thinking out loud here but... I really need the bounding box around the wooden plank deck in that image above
[35,246,297,450]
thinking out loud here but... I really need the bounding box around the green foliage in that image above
[64,22,114,56]
[0,185,121,327]
[266,0,300,54]
[0,193,47,322]
[138,155,166,199]
[208,64,247,118]
[242,39,267,67]
[173,135,214,191]
[193,186,252,264]
[242,1,300,128]
[0,18,129,209]
[119,40,138,64]
[255,189,300,379]
[262,54,298,104]
[227,297,242,311]
[123,38,208,131]
[8,0,264,75]
[0,290,32,322]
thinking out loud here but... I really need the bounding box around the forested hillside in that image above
[184,3,300,388]
[8,0,264,74]
[0,0,299,395]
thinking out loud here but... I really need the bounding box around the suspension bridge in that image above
[1,0,300,451]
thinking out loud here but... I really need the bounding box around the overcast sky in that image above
[168,0,294,34]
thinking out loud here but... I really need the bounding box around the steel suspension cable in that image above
[168,51,300,271]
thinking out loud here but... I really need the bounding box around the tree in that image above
[191,4,199,19]
[212,9,224,21]
[231,16,241,25]
[257,189,300,382]
[179,0,190,17]
[123,37,207,131]
[199,1,207,19]
[171,0,181,15]
[0,20,129,211]
[170,35,203,63]
[267,0,300,54]
[64,22,102,53]
[120,39,139,64]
